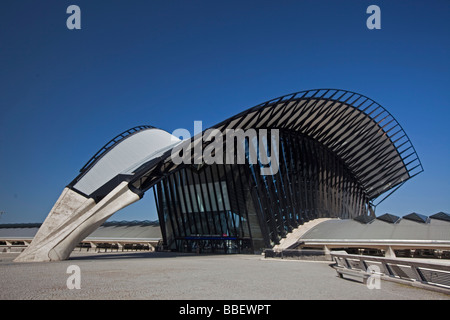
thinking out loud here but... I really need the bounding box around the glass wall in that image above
[246,130,369,246]
[153,129,369,253]
[154,163,256,253]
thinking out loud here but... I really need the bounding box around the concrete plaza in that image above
[0,251,448,300]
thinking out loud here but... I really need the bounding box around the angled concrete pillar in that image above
[323,245,331,260]
[384,246,396,258]
[89,242,98,252]
[14,182,140,262]
[12,126,180,262]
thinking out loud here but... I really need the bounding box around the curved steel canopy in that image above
[78,125,155,174]
[129,89,423,203]
[69,125,180,199]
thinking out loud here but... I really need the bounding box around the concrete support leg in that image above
[384,246,396,258]
[14,182,140,262]
[5,241,12,253]
[323,245,331,260]
[90,242,98,252]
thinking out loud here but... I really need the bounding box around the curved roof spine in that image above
[130,89,423,202]
[69,125,180,198]
[208,89,423,200]
[79,125,154,174]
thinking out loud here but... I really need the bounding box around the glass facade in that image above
[153,129,369,253]
[154,164,256,253]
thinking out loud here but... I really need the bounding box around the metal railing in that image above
[331,252,450,292]
[77,125,154,174]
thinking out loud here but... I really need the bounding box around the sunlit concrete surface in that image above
[0,252,448,300]
[14,182,141,262]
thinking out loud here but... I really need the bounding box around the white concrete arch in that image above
[15,127,180,262]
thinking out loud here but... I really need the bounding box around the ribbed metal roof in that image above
[300,217,450,241]
[0,221,161,241]
[69,126,180,198]
[130,89,423,202]
[403,212,429,223]
[210,89,422,200]
[88,223,161,240]
[431,212,450,222]
[377,213,401,224]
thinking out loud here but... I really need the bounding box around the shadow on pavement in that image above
[68,251,240,260]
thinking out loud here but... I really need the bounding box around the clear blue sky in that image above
[0,0,449,224]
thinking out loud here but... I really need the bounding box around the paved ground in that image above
[0,251,449,300]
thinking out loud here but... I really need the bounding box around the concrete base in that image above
[14,182,140,262]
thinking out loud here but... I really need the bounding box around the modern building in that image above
[14,89,423,262]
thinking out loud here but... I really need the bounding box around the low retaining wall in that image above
[264,249,330,261]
